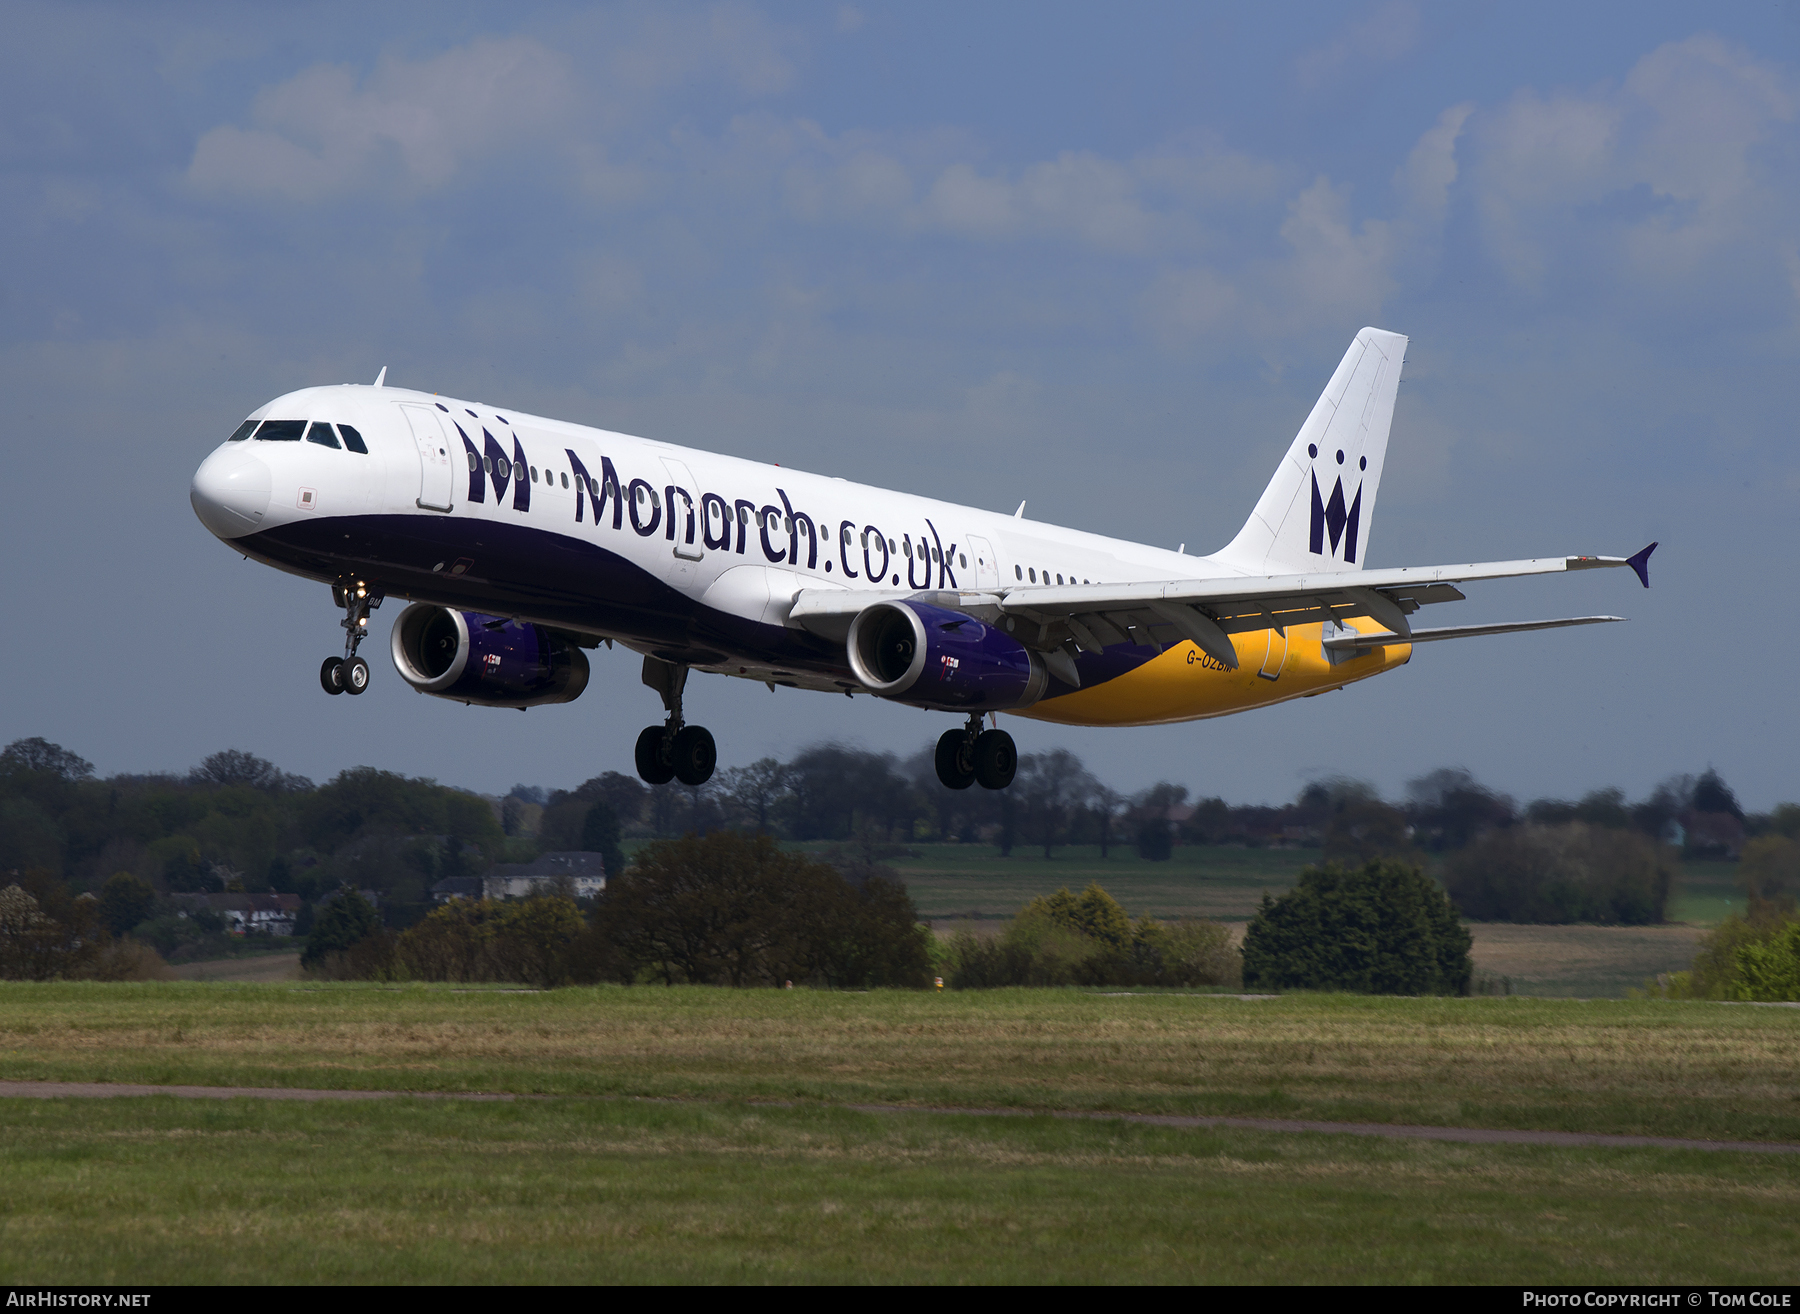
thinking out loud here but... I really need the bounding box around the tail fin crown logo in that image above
[1307,444,1365,564]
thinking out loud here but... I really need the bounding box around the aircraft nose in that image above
[191,446,272,539]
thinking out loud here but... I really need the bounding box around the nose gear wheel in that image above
[322,582,381,696]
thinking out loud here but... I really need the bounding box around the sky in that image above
[2,0,1796,808]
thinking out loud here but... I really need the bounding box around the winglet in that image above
[373,366,387,388]
[1625,541,1657,589]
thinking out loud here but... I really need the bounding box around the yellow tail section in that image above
[1020,622,1411,728]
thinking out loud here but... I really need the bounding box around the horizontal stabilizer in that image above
[1321,616,1625,652]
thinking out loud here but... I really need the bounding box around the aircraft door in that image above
[401,406,454,512]
[966,535,1001,590]
[660,457,703,591]
[1258,626,1288,681]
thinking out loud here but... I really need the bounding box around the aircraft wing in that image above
[790,543,1654,671]
[992,544,1655,670]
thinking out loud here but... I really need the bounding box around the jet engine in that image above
[390,603,590,708]
[846,601,1047,711]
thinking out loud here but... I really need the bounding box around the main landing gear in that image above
[635,656,717,787]
[934,714,1017,791]
[320,583,381,696]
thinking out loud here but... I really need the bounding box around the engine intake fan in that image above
[846,600,1046,711]
[390,603,590,708]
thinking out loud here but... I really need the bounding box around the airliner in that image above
[190,327,1653,791]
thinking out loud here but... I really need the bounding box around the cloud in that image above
[1294,1,1421,92]
[1469,35,1797,293]
[185,8,800,204]
[1139,109,1460,345]
[188,36,575,200]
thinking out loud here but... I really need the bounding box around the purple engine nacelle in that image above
[846,601,1048,711]
[390,603,591,708]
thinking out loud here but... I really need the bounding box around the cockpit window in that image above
[227,420,258,442]
[338,424,368,454]
[305,421,341,449]
[254,420,306,442]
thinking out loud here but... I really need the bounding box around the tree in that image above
[97,871,156,937]
[301,889,383,970]
[1133,782,1187,861]
[579,800,626,877]
[1014,749,1094,859]
[0,872,102,980]
[1241,860,1472,995]
[0,738,93,781]
[1692,768,1743,820]
[595,831,928,987]
[1739,835,1800,910]
[1320,779,1418,867]
[188,749,310,793]
[1405,768,1514,851]
[1091,785,1125,858]
[1442,823,1676,924]
[718,757,789,834]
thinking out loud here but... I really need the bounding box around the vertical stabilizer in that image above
[1217,327,1407,575]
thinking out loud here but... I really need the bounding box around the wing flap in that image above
[1322,616,1626,651]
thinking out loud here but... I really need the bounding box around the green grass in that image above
[1669,860,1746,926]
[881,842,1305,921]
[5,983,1799,1143]
[2,1095,1796,1284]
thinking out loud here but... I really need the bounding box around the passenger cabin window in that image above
[530,466,538,483]
[560,472,568,488]
[1028,568,1036,582]
[338,425,368,454]
[254,420,306,442]
[1015,565,1022,579]
[305,421,340,449]
[227,420,257,442]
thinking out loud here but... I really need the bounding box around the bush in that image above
[944,883,1239,989]
[97,871,157,937]
[1645,905,1800,1001]
[396,895,587,987]
[594,831,931,988]
[301,889,383,972]
[1739,835,1800,908]
[580,801,626,879]
[1241,860,1472,995]
[0,877,169,980]
[1442,823,1675,924]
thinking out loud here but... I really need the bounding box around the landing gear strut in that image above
[635,656,717,786]
[320,582,381,696]
[934,715,1016,790]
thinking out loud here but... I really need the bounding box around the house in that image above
[431,852,607,904]
[172,892,302,936]
[429,876,483,904]
[1683,812,1745,860]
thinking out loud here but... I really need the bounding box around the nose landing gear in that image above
[934,714,1017,790]
[320,583,381,696]
[635,655,717,786]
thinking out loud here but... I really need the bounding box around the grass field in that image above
[3,983,1797,1284]
[5,983,1798,1141]
[881,842,1745,926]
[5,1095,1797,1284]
